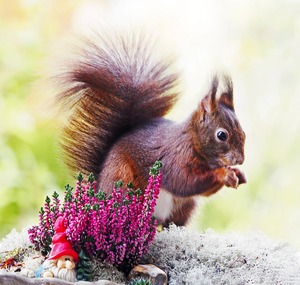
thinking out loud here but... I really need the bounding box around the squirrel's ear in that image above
[219,92,234,110]
[201,75,218,113]
[218,74,234,110]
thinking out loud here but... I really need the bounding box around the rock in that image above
[0,272,124,285]
[128,264,167,285]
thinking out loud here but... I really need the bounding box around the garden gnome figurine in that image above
[41,217,79,282]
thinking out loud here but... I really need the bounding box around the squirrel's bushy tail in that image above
[54,32,178,177]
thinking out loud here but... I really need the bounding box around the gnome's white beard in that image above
[50,265,77,282]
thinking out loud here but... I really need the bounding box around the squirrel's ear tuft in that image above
[218,74,234,110]
[201,75,218,113]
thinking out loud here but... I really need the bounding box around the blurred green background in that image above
[1,0,300,249]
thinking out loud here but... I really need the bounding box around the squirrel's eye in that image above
[215,128,228,142]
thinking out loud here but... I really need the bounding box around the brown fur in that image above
[166,197,197,227]
[55,32,246,226]
[55,33,178,177]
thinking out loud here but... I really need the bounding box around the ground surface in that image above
[1,226,300,284]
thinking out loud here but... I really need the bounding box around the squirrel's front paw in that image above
[215,167,238,189]
[231,167,247,185]
[223,167,247,188]
[223,167,239,189]
[215,167,246,189]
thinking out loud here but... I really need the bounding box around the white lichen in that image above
[21,254,44,278]
[1,225,300,284]
[142,225,300,285]
[0,228,31,252]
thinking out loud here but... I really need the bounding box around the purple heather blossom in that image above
[28,162,162,268]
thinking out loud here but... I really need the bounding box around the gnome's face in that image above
[57,255,76,270]
[42,255,77,282]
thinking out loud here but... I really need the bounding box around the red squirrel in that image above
[55,33,246,227]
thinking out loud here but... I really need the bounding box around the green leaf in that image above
[114,180,123,188]
[84,204,91,211]
[76,268,85,275]
[45,196,50,205]
[88,173,95,183]
[52,191,59,199]
[64,184,74,192]
[76,172,84,182]
[95,191,106,201]
[92,203,100,210]
[80,260,90,269]
[149,161,162,175]
[87,188,94,198]
[127,181,134,189]
[79,250,90,261]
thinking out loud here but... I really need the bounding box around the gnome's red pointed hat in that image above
[48,216,79,262]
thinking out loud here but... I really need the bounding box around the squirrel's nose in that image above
[231,151,244,165]
[236,153,244,165]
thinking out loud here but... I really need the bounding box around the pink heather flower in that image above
[28,162,162,269]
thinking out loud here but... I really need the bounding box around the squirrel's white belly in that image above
[154,188,174,223]
[154,189,203,225]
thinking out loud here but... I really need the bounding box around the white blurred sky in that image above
[64,0,300,248]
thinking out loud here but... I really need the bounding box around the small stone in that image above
[128,264,167,285]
